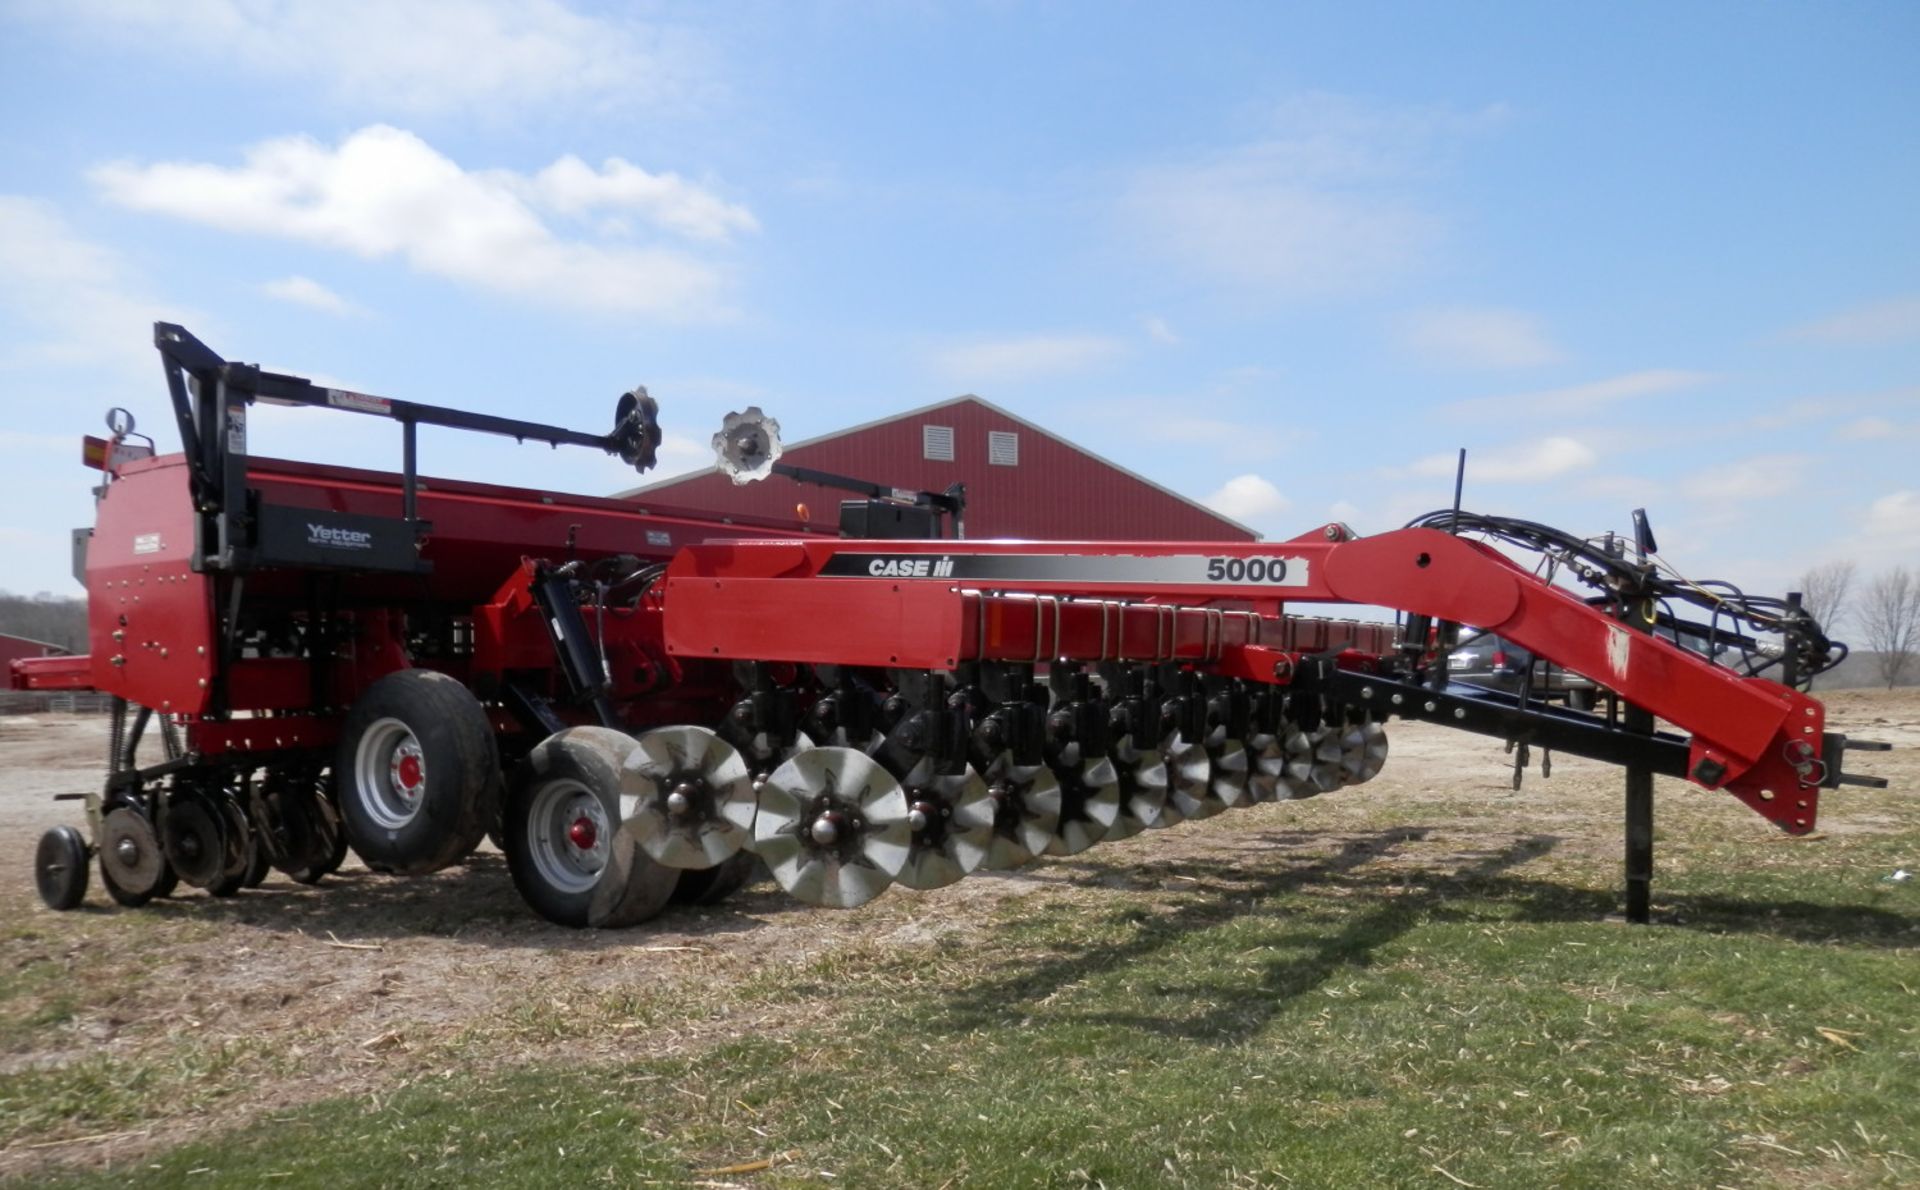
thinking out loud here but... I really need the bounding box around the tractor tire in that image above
[35,826,89,911]
[671,851,762,907]
[504,727,678,929]
[336,670,499,876]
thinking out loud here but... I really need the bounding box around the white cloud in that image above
[1678,454,1810,503]
[1401,306,1562,369]
[17,0,704,118]
[92,126,752,319]
[511,156,757,243]
[932,334,1128,384]
[1152,416,1290,461]
[1863,490,1920,548]
[1444,369,1715,419]
[1141,315,1180,345]
[1118,94,1504,296]
[0,195,198,377]
[1576,473,1666,507]
[1832,489,1920,570]
[261,275,367,318]
[1788,296,1920,344]
[1406,436,1597,484]
[1206,474,1290,524]
[1833,416,1900,442]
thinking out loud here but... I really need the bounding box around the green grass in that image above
[17,820,1916,1189]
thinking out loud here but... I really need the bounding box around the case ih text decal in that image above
[821,552,1311,586]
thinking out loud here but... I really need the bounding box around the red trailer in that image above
[18,325,1888,926]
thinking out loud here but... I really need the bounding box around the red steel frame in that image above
[15,458,1833,839]
[662,526,1827,834]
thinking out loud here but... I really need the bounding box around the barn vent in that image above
[923,424,955,461]
[988,430,1019,466]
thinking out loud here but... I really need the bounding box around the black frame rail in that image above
[153,321,660,575]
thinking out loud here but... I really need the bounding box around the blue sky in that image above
[2,1,1916,616]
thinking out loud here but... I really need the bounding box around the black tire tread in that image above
[671,850,762,906]
[35,826,89,911]
[336,670,499,876]
[504,727,677,929]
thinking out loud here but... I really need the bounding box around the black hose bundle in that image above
[1403,509,1846,687]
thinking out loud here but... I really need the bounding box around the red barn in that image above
[622,396,1256,542]
[0,633,68,669]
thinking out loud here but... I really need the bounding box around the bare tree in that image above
[1858,566,1920,688]
[1797,559,1858,633]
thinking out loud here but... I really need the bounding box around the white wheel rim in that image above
[354,717,427,829]
[527,777,610,895]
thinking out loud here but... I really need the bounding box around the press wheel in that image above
[99,807,171,907]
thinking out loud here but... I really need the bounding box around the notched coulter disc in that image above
[1204,727,1253,808]
[622,726,757,870]
[979,751,1063,869]
[1162,731,1220,822]
[1043,741,1120,856]
[1109,733,1167,838]
[753,746,909,908]
[1339,720,1390,785]
[894,759,995,891]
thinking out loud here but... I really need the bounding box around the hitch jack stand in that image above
[1623,720,1654,924]
[1621,586,1659,924]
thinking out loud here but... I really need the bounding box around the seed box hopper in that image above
[19,325,1889,925]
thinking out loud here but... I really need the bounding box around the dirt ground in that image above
[1,690,1913,1177]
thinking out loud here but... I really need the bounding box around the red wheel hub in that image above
[567,816,598,850]
[396,754,423,789]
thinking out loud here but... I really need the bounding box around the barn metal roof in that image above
[620,394,1260,540]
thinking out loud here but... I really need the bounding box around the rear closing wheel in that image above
[505,727,678,929]
[336,670,498,876]
[35,826,89,911]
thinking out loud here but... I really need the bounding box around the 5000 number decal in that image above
[1205,556,1296,583]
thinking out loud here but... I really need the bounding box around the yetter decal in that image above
[307,523,374,550]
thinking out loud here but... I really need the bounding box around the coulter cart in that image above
[19,325,1889,925]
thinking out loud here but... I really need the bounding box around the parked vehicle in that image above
[1449,629,1600,709]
